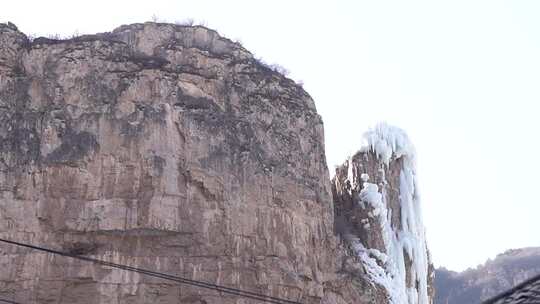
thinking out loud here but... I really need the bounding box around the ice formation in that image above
[360,122,417,166]
[351,123,429,304]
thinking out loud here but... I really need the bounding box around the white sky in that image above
[3,0,540,272]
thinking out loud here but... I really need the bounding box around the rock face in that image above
[331,125,435,304]
[435,247,540,304]
[0,21,335,303]
[0,21,433,304]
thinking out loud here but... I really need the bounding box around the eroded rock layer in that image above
[0,22,334,303]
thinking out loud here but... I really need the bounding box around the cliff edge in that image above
[0,22,433,304]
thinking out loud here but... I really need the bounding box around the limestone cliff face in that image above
[0,21,335,303]
[0,22,432,304]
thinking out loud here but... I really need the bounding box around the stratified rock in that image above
[0,21,334,304]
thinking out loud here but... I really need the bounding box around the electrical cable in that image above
[0,238,301,304]
[0,298,22,304]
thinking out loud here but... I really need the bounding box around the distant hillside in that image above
[435,247,540,304]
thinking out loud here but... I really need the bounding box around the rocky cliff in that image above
[0,21,433,304]
[331,124,435,304]
[435,247,540,304]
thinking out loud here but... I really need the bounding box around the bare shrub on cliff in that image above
[47,33,63,40]
[269,64,290,76]
[175,18,195,26]
[255,57,291,76]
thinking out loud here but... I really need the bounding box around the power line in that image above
[0,238,298,304]
[0,298,21,304]
[0,238,301,304]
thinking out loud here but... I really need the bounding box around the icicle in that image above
[350,123,429,304]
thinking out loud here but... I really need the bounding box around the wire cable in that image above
[0,298,22,304]
[0,238,301,304]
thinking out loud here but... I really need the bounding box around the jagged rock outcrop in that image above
[331,124,435,304]
[0,21,433,304]
[435,247,540,304]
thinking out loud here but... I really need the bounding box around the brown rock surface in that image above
[0,21,335,304]
[0,22,433,304]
